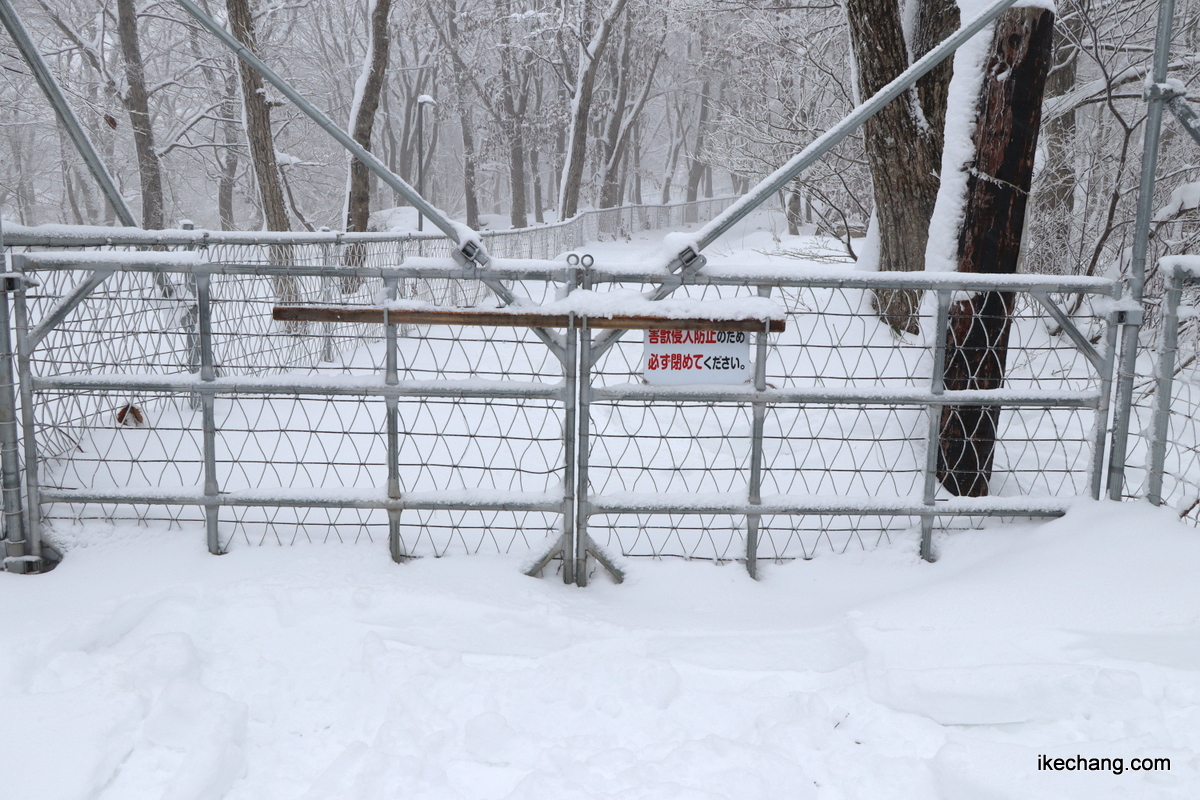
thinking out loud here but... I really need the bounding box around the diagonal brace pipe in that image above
[665,0,1023,271]
[174,0,488,266]
[0,0,137,228]
[1031,291,1106,372]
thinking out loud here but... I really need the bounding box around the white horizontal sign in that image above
[642,329,751,385]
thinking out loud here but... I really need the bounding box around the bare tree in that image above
[226,0,290,233]
[115,0,165,229]
[345,0,394,233]
[844,0,959,332]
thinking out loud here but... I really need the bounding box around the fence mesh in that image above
[5,197,1121,564]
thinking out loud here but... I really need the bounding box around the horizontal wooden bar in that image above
[273,306,786,332]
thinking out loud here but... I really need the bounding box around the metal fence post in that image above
[11,266,42,566]
[575,315,592,587]
[1091,288,1122,500]
[383,275,406,562]
[562,314,577,585]
[1148,266,1183,505]
[320,231,335,363]
[746,286,772,579]
[921,290,951,561]
[196,272,222,554]
[0,280,26,564]
[1108,0,1175,500]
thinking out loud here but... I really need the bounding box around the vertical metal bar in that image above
[562,314,577,585]
[11,268,40,562]
[1148,268,1183,505]
[196,273,221,554]
[746,285,771,580]
[1108,0,1175,500]
[384,276,405,562]
[320,234,335,363]
[0,286,26,560]
[921,290,951,561]
[0,0,138,228]
[575,315,592,587]
[1091,286,1122,500]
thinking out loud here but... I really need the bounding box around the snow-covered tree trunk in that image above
[115,0,164,229]
[845,0,958,333]
[226,0,289,234]
[558,0,630,220]
[344,0,393,235]
[937,6,1055,497]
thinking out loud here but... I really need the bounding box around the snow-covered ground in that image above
[2,501,1198,799]
[4,214,1196,797]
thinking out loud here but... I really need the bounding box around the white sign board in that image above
[642,329,751,385]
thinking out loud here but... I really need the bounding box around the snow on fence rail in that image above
[2,244,1120,581]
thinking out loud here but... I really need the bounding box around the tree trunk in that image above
[226,0,297,322]
[115,0,164,230]
[217,67,240,231]
[345,0,393,234]
[844,0,958,333]
[937,7,1055,497]
[226,0,289,234]
[459,106,481,230]
[558,0,630,220]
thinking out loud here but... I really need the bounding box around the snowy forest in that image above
[1,0,1199,284]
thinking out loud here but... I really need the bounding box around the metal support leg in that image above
[0,285,26,562]
[526,317,576,582]
[11,277,41,565]
[746,286,772,579]
[576,316,591,586]
[1148,270,1183,505]
[383,277,407,562]
[1108,0,1175,500]
[320,239,335,363]
[1091,291,1121,500]
[921,290,951,561]
[572,314,624,586]
[196,274,222,554]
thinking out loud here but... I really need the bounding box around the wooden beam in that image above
[272,306,785,332]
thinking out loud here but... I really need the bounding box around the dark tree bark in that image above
[844,0,958,333]
[937,7,1055,497]
[226,0,289,234]
[345,0,393,234]
[115,0,164,229]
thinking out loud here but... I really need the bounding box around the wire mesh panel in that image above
[14,248,570,557]
[582,277,1115,563]
[6,239,1117,576]
[1137,260,1200,522]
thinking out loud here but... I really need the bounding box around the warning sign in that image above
[643,329,751,385]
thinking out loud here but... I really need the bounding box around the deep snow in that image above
[2,501,1198,799]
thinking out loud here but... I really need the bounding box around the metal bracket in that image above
[1145,81,1185,102]
[452,239,491,269]
[1117,307,1145,325]
[0,273,37,292]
